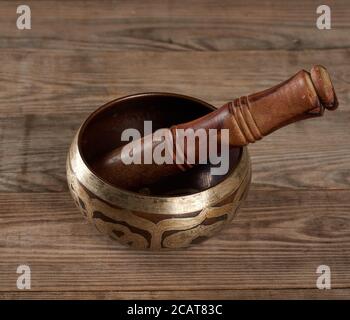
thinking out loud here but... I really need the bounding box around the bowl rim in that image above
[69,92,251,215]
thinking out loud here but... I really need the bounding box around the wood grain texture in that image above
[0,0,349,299]
[1,0,349,52]
[1,49,349,116]
[1,108,348,192]
[0,190,350,296]
[2,289,350,300]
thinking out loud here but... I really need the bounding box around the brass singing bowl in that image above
[66,93,251,250]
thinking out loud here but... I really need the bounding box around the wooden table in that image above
[0,0,349,299]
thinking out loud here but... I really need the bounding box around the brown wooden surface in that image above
[0,0,349,299]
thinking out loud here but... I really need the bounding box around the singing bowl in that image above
[66,93,252,250]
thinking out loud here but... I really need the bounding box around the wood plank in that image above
[0,115,76,192]
[0,49,348,116]
[1,0,349,52]
[0,109,348,192]
[1,289,350,300]
[0,190,350,295]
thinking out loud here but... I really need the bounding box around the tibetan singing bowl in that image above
[67,93,251,250]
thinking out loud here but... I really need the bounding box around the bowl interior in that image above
[79,93,241,196]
